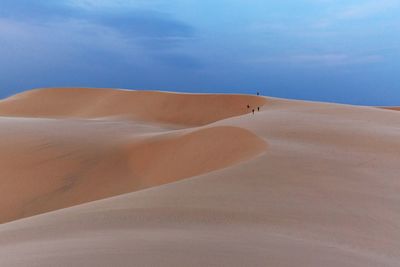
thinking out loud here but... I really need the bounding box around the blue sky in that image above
[0,0,399,105]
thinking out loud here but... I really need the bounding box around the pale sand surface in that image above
[0,88,400,266]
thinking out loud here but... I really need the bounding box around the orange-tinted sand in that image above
[0,88,266,223]
[0,88,400,267]
[380,106,400,111]
[0,88,266,126]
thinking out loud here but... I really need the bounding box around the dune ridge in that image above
[0,88,266,126]
[380,106,400,111]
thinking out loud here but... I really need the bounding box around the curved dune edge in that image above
[380,107,400,111]
[0,124,266,224]
[127,126,267,188]
[0,88,266,126]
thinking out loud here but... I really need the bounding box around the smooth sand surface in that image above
[0,88,400,266]
[0,88,266,223]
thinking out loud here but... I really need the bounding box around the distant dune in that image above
[380,106,400,111]
[0,88,400,267]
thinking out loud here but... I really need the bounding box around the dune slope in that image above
[0,118,265,223]
[1,89,400,267]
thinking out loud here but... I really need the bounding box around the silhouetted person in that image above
[257,107,260,111]
[252,109,255,115]
[256,91,260,96]
[247,104,250,109]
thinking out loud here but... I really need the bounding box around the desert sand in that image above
[0,88,399,266]
[381,107,400,111]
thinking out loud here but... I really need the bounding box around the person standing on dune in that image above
[257,107,260,111]
[252,109,255,115]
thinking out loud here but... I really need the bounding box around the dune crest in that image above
[380,106,400,111]
[0,88,266,126]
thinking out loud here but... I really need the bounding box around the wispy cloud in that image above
[0,1,194,41]
[290,53,383,65]
[65,0,161,10]
[0,0,200,70]
[337,0,398,20]
[247,53,383,66]
[313,0,400,28]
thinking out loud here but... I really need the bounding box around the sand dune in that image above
[0,88,266,126]
[381,106,400,111]
[1,88,400,267]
